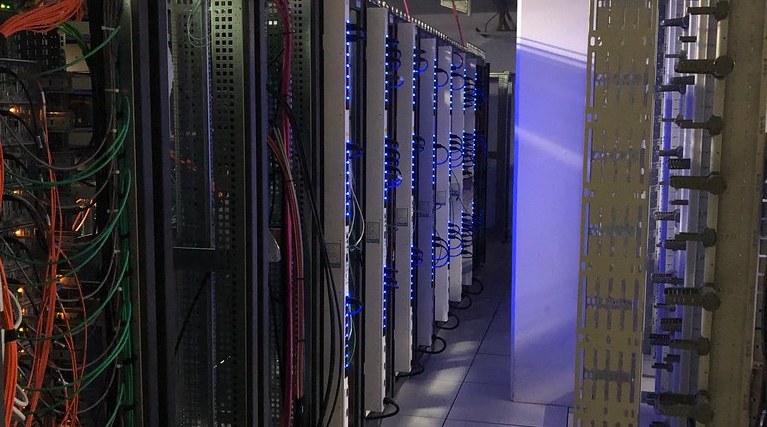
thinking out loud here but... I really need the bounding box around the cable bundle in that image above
[448,133,464,169]
[414,48,429,74]
[461,212,474,256]
[0,0,84,38]
[0,2,134,423]
[462,131,476,171]
[463,77,477,109]
[385,138,403,189]
[386,38,404,97]
[433,236,450,269]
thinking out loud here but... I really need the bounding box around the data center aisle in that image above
[372,238,574,427]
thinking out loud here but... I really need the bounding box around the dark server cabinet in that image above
[131,0,271,425]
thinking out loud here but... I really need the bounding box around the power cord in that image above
[466,277,484,295]
[395,361,425,379]
[435,313,460,330]
[450,294,472,310]
[365,397,400,420]
[418,335,447,355]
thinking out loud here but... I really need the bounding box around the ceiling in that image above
[386,0,516,15]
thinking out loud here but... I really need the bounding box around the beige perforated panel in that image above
[574,0,658,425]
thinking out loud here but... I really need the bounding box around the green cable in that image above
[37,26,122,77]
[4,95,131,189]
[25,252,130,342]
[4,94,130,191]
[103,385,124,427]
[29,300,132,393]
[59,23,90,55]
[0,171,132,269]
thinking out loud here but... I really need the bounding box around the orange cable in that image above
[0,0,84,38]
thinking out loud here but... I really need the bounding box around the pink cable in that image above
[450,0,466,45]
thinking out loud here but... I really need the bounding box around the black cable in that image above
[435,313,459,330]
[0,67,40,134]
[365,397,400,420]
[435,68,450,88]
[466,277,484,295]
[173,272,212,355]
[450,294,472,310]
[266,87,343,427]
[451,51,464,70]
[2,193,49,250]
[395,361,424,379]
[419,335,447,355]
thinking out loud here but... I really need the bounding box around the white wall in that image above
[511,0,589,406]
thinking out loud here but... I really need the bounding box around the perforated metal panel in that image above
[209,2,249,425]
[171,0,214,247]
[574,0,658,425]
[169,2,216,425]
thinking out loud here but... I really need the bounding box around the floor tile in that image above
[465,354,511,386]
[487,312,511,335]
[448,383,568,426]
[451,299,499,323]
[418,352,472,383]
[379,415,445,427]
[478,330,511,356]
[443,420,525,427]
[395,377,463,419]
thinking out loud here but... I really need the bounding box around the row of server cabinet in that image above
[313,2,491,426]
[0,0,489,425]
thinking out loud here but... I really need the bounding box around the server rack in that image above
[362,6,389,414]
[434,44,453,323]
[415,36,438,350]
[392,21,417,377]
[133,0,271,425]
[448,51,465,304]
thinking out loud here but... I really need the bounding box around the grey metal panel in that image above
[700,2,767,424]
[208,1,256,425]
[168,2,215,424]
[574,0,658,424]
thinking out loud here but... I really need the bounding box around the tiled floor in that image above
[371,240,572,427]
